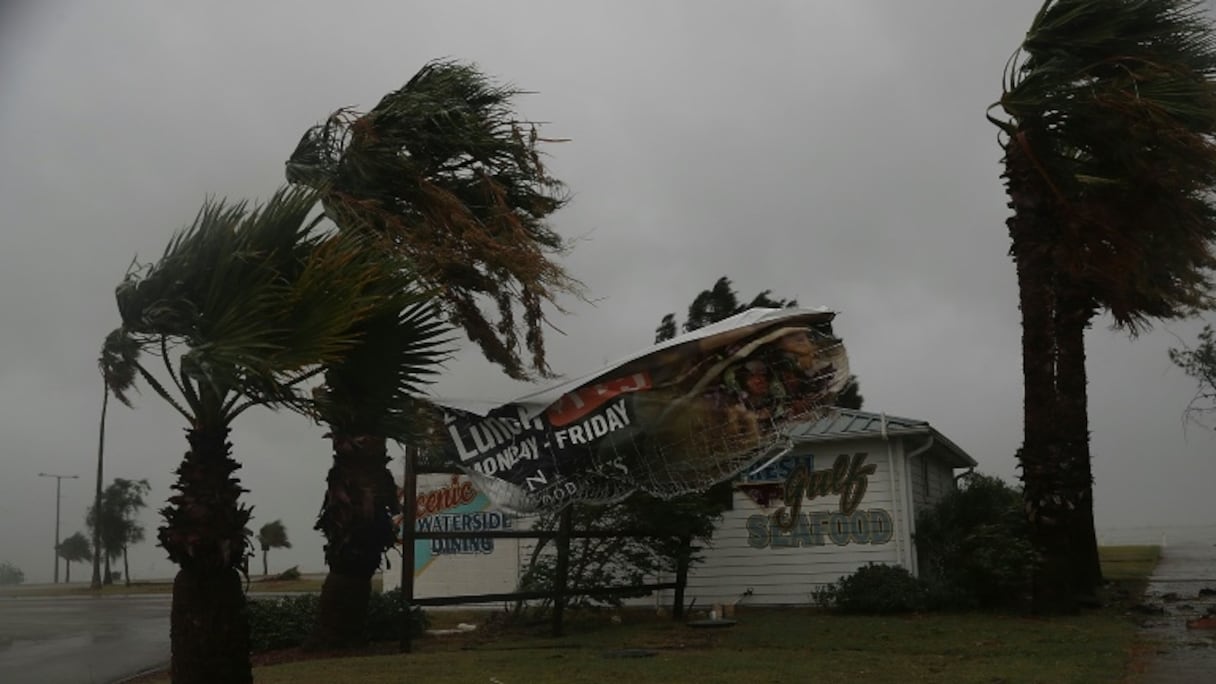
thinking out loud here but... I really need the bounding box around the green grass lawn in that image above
[208,545,1160,684]
[1098,545,1162,582]
[122,546,1163,683]
[246,608,1137,684]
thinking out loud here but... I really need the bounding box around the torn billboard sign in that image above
[440,307,849,512]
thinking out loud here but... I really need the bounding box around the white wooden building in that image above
[670,409,976,606]
[384,409,976,607]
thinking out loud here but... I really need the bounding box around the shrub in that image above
[914,472,1035,610]
[248,594,318,652]
[366,589,428,638]
[815,563,928,614]
[247,589,428,652]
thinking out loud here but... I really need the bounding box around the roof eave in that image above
[790,426,978,469]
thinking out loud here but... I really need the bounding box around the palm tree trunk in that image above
[104,555,112,585]
[65,561,71,584]
[123,546,130,587]
[159,425,253,684]
[1006,137,1077,614]
[262,549,269,577]
[308,433,398,650]
[1055,288,1103,599]
[91,381,107,590]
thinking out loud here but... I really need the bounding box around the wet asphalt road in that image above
[0,595,170,684]
[1136,542,1216,683]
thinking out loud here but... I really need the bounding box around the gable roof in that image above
[787,408,977,469]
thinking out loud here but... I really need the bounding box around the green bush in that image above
[247,589,428,652]
[248,594,318,651]
[914,472,1036,610]
[815,563,928,614]
[366,589,428,638]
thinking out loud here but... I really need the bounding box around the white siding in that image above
[911,452,930,511]
[669,438,907,606]
[927,458,954,506]
[909,450,957,516]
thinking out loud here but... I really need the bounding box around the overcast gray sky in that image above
[2,0,1215,583]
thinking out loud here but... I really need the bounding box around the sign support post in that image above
[399,446,418,653]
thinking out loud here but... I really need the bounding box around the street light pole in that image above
[38,472,79,584]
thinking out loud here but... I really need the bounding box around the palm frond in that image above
[110,187,412,425]
[99,328,141,407]
[287,59,582,379]
[993,0,1216,327]
[313,276,453,442]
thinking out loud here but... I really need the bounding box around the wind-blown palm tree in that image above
[992,0,1216,611]
[307,303,448,648]
[287,59,580,381]
[286,59,571,648]
[102,186,418,683]
[56,532,91,583]
[91,332,137,590]
[257,520,292,577]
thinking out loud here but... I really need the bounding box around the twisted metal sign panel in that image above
[441,308,849,512]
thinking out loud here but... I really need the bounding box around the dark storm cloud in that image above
[1,0,1213,581]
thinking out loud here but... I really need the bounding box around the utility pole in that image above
[38,472,79,583]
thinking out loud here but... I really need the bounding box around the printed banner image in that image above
[439,308,850,513]
[390,474,519,580]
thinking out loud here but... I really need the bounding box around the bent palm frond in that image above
[108,187,412,425]
[287,59,580,379]
[992,0,1216,327]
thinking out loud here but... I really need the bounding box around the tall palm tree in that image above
[307,302,448,648]
[256,520,292,577]
[91,332,137,589]
[992,0,1216,611]
[286,59,570,648]
[102,186,414,684]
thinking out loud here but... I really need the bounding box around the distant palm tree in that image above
[56,532,91,583]
[102,186,417,684]
[654,276,796,343]
[286,59,570,649]
[992,0,1216,611]
[256,520,292,577]
[87,478,151,586]
[91,332,137,590]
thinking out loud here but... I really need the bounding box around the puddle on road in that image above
[1142,582,1216,649]
[1136,550,1216,682]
